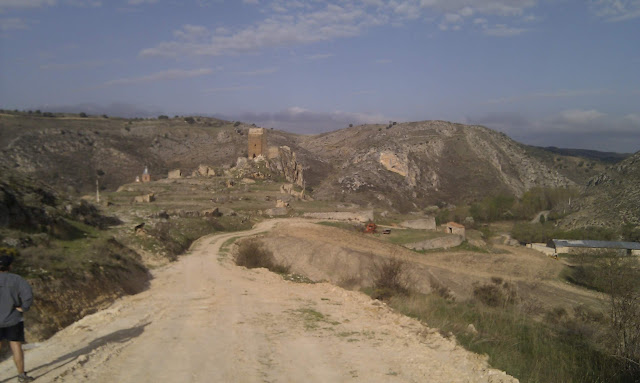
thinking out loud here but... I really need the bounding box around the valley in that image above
[0,112,639,382]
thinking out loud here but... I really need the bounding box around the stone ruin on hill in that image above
[248,128,267,159]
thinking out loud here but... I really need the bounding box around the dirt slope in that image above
[1,219,516,383]
[260,222,603,314]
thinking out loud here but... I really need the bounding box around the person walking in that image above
[0,250,34,382]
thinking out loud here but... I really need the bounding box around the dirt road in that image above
[0,219,516,383]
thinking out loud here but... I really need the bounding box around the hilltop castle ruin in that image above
[248,128,267,158]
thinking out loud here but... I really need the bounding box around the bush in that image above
[370,258,410,300]
[184,117,195,124]
[429,277,454,301]
[79,112,88,118]
[473,279,518,308]
[158,115,169,120]
[235,239,289,274]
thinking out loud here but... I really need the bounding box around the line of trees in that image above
[469,187,580,223]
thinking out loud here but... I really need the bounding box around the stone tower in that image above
[141,166,151,183]
[248,128,267,158]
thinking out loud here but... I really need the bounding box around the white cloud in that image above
[0,17,29,31]
[624,113,640,124]
[420,0,537,16]
[105,68,215,86]
[486,89,613,104]
[590,0,640,22]
[482,23,527,36]
[558,109,605,125]
[141,3,385,57]
[139,1,540,59]
[0,0,56,9]
[0,0,101,10]
[470,110,640,152]
[226,106,388,134]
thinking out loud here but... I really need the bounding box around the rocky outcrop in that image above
[380,151,409,177]
[168,169,182,179]
[133,193,155,203]
[193,164,216,177]
[563,151,640,227]
[270,146,305,188]
[400,218,437,230]
[303,210,374,223]
[405,235,463,251]
[298,121,574,211]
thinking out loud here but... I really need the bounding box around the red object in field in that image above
[365,223,377,233]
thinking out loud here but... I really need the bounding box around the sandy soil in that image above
[1,219,516,383]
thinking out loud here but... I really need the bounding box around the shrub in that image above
[79,112,88,118]
[473,279,518,308]
[158,115,169,120]
[429,277,454,301]
[370,258,410,300]
[184,116,195,124]
[235,239,289,274]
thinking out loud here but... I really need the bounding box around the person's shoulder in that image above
[1,272,29,284]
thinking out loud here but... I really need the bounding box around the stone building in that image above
[141,166,151,183]
[248,128,267,158]
[547,239,640,256]
[446,222,465,239]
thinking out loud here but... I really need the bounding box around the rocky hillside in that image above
[298,121,573,211]
[562,151,640,227]
[0,113,596,213]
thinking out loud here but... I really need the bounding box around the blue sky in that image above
[1,0,639,152]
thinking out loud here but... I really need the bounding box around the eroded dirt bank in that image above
[0,219,516,382]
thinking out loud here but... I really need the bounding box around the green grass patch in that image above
[378,228,446,245]
[219,236,239,257]
[386,293,627,383]
[292,307,340,330]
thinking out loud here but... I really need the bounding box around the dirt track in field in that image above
[0,219,517,383]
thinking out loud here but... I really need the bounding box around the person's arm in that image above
[17,279,33,312]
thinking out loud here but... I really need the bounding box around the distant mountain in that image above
[295,121,574,211]
[0,113,608,213]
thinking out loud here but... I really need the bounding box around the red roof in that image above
[447,222,465,229]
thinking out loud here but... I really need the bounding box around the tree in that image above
[79,112,88,118]
[598,254,640,375]
[184,117,195,124]
[158,115,169,120]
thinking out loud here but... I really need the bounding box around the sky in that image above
[1,0,639,153]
